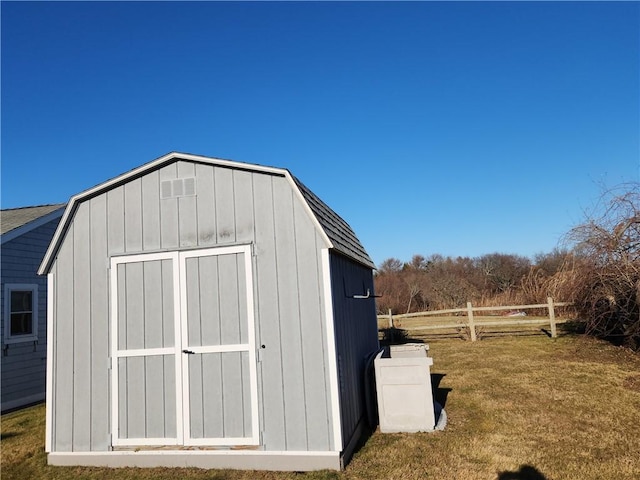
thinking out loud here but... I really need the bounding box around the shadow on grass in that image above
[558,320,587,335]
[497,464,548,479]
[537,320,587,339]
[479,329,550,339]
[430,373,451,409]
[343,423,377,470]
[1,432,19,440]
[379,327,426,346]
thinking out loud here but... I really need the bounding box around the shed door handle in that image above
[182,349,195,355]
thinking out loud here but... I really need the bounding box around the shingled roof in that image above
[292,176,374,268]
[39,152,374,273]
[1,204,66,244]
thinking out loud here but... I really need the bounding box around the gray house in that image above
[38,152,379,471]
[1,204,65,412]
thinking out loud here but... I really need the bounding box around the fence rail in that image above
[377,297,574,341]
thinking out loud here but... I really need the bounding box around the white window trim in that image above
[4,283,38,344]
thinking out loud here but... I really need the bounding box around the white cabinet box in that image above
[374,343,436,433]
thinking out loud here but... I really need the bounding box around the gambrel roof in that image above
[1,204,65,244]
[39,152,374,274]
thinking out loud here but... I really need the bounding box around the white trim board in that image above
[47,450,342,471]
[321,248,343,452]
[110,245,259,448]
[45,273,54,452]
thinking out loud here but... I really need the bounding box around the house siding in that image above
[1,219,60,411]
[48,160,336,453]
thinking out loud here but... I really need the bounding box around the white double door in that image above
[110,245,259,447]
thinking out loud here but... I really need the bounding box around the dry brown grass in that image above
[2,335,639,480]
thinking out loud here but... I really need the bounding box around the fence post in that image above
[467,302,477,342]
[547,297,557,338]
[388,309,393,329]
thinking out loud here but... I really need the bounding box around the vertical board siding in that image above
[124,180,143,252]
[177,162,198,247]
[197,257,221,346]
[329,253,379,450]
[195,164,216,244]
[89,195,109,450]
[143,261,164,348]
[54,224,75,450]
[145,355,168,438]
[218,254,242,345]
[293,205,332,451]
[221,351,245,437]
[117,356,176,439]
[107,187,125,255]
[201,353,223,438]
[122,263,146,438]
[141,171,161,251]
[49,160,336,453]
[72,203,92,451]
[1,217,60,411]
[252,174,286,449]
[232,170,254,244]
[116,258,177,441]
[159,164,179,249]
[184,252,253,441]
[214,167,236,244]
[272,181,307,451]
[237,254,249,346]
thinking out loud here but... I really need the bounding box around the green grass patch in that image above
[2,335,640,479]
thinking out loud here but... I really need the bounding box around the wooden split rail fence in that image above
[378,297,573,341]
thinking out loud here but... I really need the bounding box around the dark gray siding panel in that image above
[329,253,379,449]
[1,218,60,411]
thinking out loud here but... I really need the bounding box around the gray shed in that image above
[38,152,379,471]
[1,204,65,412]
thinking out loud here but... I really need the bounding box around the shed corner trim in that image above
[321,248,343,451]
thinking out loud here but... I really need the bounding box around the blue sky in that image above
[2,1,638,266]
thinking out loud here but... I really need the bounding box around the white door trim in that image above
[110,251,182,447]
[110,245,259,448]
[179,245,259,446]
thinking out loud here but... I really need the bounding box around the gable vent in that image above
[160,178,196,199]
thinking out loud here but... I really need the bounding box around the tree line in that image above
[374,183,640,350]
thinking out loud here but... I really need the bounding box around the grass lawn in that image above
[2,333,640,479]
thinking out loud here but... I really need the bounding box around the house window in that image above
[4,284,38,344]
